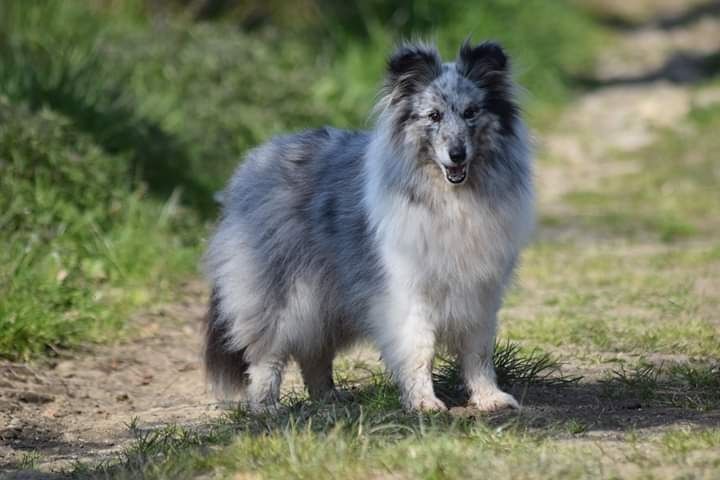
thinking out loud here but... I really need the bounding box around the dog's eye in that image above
[428,110,443,123]
[462,106,478,119]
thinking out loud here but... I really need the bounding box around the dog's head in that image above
[381,40,518,186]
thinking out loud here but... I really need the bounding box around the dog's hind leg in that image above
[297,348,338,401]
[245,352,287,412]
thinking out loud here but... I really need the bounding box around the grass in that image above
[502,100,720,357]
[81,404,720,479]
[503,241,720,358]
[548,101,720,242]
[602,362,720,411]
[70,344,581,479]
[0,99,201,359]
[72,340,718,478]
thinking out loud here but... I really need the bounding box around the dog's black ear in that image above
[457,40,508,85]
[386,43,442,100]
[458,40,518,134]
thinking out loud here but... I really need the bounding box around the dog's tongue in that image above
[447,166,464,176]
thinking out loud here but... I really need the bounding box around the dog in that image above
[203,40,534,412]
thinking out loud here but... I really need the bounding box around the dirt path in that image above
[0,281,378,475]
[2,2,720,477]
[0,282,221,474]
[540,1,720,210]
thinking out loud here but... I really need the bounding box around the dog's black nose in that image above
[449,145,466,164]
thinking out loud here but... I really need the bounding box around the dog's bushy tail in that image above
[204,288,249,397]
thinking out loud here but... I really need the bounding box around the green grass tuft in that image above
[433,341,581,406]
[602,362,720,411]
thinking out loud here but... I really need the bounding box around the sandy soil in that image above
[0,282,222,474]
[0,281,381,475]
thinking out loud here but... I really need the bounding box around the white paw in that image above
[405,394,448,412]
[468,390,519,412]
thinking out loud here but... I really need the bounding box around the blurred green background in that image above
[0,0,604,359]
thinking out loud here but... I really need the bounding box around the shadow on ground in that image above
[0,418,118,478]
[226,377,720,435]
[504,382,720,431]
[575,0,720,87]
[593,0,720,31]
[575,50,720,87]
[2,372,718,478]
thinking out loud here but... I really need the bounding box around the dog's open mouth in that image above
[443,164,468,184]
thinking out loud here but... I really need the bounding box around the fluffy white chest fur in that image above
[368,182,533,329]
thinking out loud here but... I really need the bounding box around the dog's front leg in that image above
[379,299,446,412]
[460,306,519,412]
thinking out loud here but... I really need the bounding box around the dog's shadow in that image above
[222,375,719,438]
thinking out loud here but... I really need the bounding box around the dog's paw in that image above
[405,394,448,412]
[468,390,519,412]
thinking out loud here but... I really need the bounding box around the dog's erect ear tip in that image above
[478,41,508,69]
[459,40,508,73]
[458,37,474,57]
[387,42,442,77]
[386,42,442,95]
